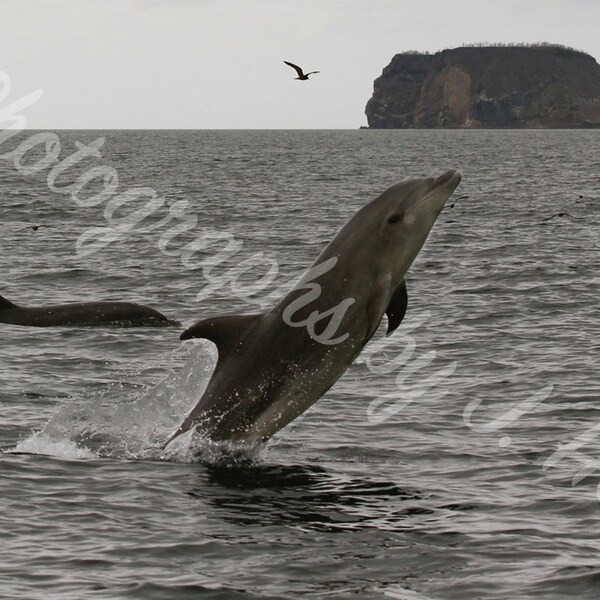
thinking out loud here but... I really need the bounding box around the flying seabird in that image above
[17,223,50,232]
[284,61,319,80]
[445,194,469,209]
[541,212,579,222]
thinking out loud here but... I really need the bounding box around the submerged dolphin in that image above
[167,170,461,448]
[0,293,177,327]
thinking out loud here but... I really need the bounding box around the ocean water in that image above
[1,129,599,599]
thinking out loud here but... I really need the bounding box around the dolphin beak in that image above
[406,170,461,218]
[419,170,461,214]
[433,169,462,191]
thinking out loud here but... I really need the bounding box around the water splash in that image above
[14,341,218,461]
[161,428,261,465]
[14,432,96,460]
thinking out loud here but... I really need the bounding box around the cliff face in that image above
[365,45,600,128]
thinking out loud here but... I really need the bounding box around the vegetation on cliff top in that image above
[396,42,588,56]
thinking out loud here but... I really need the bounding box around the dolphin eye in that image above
[388,214,402,224]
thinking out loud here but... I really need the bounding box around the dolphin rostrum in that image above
[0,293,177,327]
[167,170,461,448]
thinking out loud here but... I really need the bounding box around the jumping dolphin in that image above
[166,170,461,448]
[0,293,177,327]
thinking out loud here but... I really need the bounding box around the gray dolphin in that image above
[167,170,461,448]
[0,293,177,327]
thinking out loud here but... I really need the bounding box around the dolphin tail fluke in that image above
[0,294,17,311]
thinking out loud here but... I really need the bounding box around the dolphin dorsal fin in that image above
[385,279,408,335]
[0,294,17,311]
[180,313,262,361]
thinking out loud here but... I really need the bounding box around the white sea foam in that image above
[13,341,217,461]
[13,432,97,459]
[160,427,261,465]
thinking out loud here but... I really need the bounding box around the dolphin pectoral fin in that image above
[365,275,392,343]
[364,278,408,342]
[385,279,408,335]
[180,313,263,359]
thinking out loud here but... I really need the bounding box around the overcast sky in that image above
[1,0,599,129]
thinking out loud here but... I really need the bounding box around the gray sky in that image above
[2,0,599,129]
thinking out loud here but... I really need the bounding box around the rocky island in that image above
[365,44,600,128]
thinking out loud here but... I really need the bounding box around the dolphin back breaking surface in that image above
[168,170,462,448]
[0,293,177,327]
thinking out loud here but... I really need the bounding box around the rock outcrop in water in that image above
[365,45,600,128]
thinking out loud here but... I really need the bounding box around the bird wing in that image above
[305,71,320,76]
[284,61,305,77]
